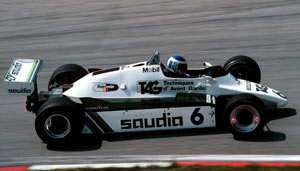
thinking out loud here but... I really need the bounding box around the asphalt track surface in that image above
[0,0,300,167]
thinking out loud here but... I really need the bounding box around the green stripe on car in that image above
[26,60,37,82]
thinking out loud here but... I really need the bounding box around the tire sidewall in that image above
[35,107,83,145]
[223,55,261,83]
[48,64,88,90]
[224,95,265,137]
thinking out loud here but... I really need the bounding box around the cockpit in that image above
[147,51,228,78]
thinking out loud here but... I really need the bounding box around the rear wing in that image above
[3,59,43,96]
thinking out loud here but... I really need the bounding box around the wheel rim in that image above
[44,114,71,139]
[230,105,260,133]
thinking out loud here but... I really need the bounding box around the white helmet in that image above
[167,55,187,74]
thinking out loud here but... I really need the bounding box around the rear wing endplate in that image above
[3,59,43,96]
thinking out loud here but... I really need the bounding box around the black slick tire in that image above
[223,55,261,83]
[48,64,88,90]
[35,98,84,146]
[224,94,265,138]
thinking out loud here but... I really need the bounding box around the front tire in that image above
[35,106,84,146]
[223,55,261,83]
[224,94,265,138]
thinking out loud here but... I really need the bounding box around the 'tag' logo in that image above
[139,81,162,94]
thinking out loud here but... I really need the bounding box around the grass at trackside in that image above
[27,165,300,171]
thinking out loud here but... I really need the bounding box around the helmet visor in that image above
[177,63,187,74]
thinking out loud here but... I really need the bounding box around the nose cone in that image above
[277,96,288,108]
[237,80,288,109]
[270,89,288,108]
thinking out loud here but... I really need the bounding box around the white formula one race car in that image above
[3,51,290,146]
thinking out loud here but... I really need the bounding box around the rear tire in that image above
[48,64,88,90]
[35,104,84,146]
[223,55,261,83]
[224,94,265,138]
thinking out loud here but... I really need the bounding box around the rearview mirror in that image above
[204,62,213,68]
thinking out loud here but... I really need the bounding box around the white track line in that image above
[2,155,300,168]
[28,162,172,170]
[25,155,300,170]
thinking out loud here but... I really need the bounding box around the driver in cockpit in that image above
[166,55,189,78]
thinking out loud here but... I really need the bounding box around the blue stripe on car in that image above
[173,56,185,61]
